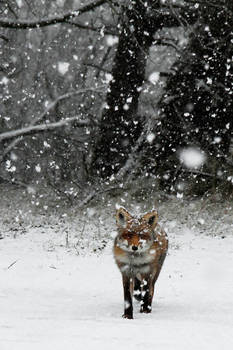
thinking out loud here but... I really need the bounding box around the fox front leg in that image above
[140,277,154,313]
[122,275,133,319]
[133,277,142,301]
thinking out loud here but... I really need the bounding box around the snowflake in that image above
[58,62,70,75]
[179,147,206,169]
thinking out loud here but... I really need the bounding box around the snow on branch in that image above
[0,86,105,161]
[32,86,105,126]
[0,0,107,29]
[0,117,91,142]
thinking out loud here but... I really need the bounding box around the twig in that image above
[84,63,111,74]
[31,86,106,126]
[0,34,8,41]
[0,0,108,29]
[49,265,57,269]
[66,21,116,35]
[7,260,18,269]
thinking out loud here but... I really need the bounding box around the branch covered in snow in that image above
[32,87,105,126]
[0,0,108,29]
[0,117,92,142]
[0,86,105,161]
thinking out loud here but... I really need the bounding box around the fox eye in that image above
[123,233,133,239]
[140,234,149,240]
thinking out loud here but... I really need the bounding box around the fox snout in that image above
[125,237,141,252]
[117,233,152,252]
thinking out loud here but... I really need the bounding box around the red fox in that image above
[113,207,168,319]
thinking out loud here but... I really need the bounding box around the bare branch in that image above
[65,20,116,35]
[32,86,106,126]
[0,34,9,41]
[0,117,91,142]
[7,260,18,269]
[154,38,183,53]
[0,86,105,160]
[84,63,111,74]
[0,0,108,29]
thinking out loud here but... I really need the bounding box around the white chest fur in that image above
[116,251,155,276]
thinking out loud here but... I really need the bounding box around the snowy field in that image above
[0,187,233,349]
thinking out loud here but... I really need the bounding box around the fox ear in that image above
[141,210,158,229]
[116,208,132,228]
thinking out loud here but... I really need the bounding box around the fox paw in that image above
[140,307,151,314]
[122,313,133,319]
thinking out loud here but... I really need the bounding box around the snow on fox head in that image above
[115,207,158,253]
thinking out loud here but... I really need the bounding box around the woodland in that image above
[0,0,232,205]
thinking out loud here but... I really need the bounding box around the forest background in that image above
[0,0,232,206]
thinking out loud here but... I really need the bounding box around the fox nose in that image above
[132,245,138,251]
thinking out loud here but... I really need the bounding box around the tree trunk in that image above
[93,0,197,178]
[93,1,158,178]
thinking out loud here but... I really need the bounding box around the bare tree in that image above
[92,0,198,178]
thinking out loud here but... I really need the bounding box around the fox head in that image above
[115,207,158,253]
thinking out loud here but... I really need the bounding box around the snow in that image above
[148,72,160,85]
[146,132,155,144]
[5,160,16,173]
[16,0,23,8]
[1,77,9,85]
[1,208,233,350]
[35,164,41,173]
[57,62,70,75]
[179,147,206,169]
[106,35,119,47]
[104,73,113,84]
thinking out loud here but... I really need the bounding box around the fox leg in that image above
[122,275,133,319]
[133,277,141,301]
[140,277,153,313]
[140,256,167,314]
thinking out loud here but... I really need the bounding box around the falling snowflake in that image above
[148,72,160,85]
[106,35,119,47]
[179,147,206,169]
[104,73,113,84]
[35,164,41,173]
[58,62,70,75]
[5,160,16,172]
[146,133,155,144]
[1,77,9,85]
[16,0,23,8]
[43,141,51,148]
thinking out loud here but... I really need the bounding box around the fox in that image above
[113,207,168,319]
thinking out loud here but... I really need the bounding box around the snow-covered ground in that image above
[0,187,233,349]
